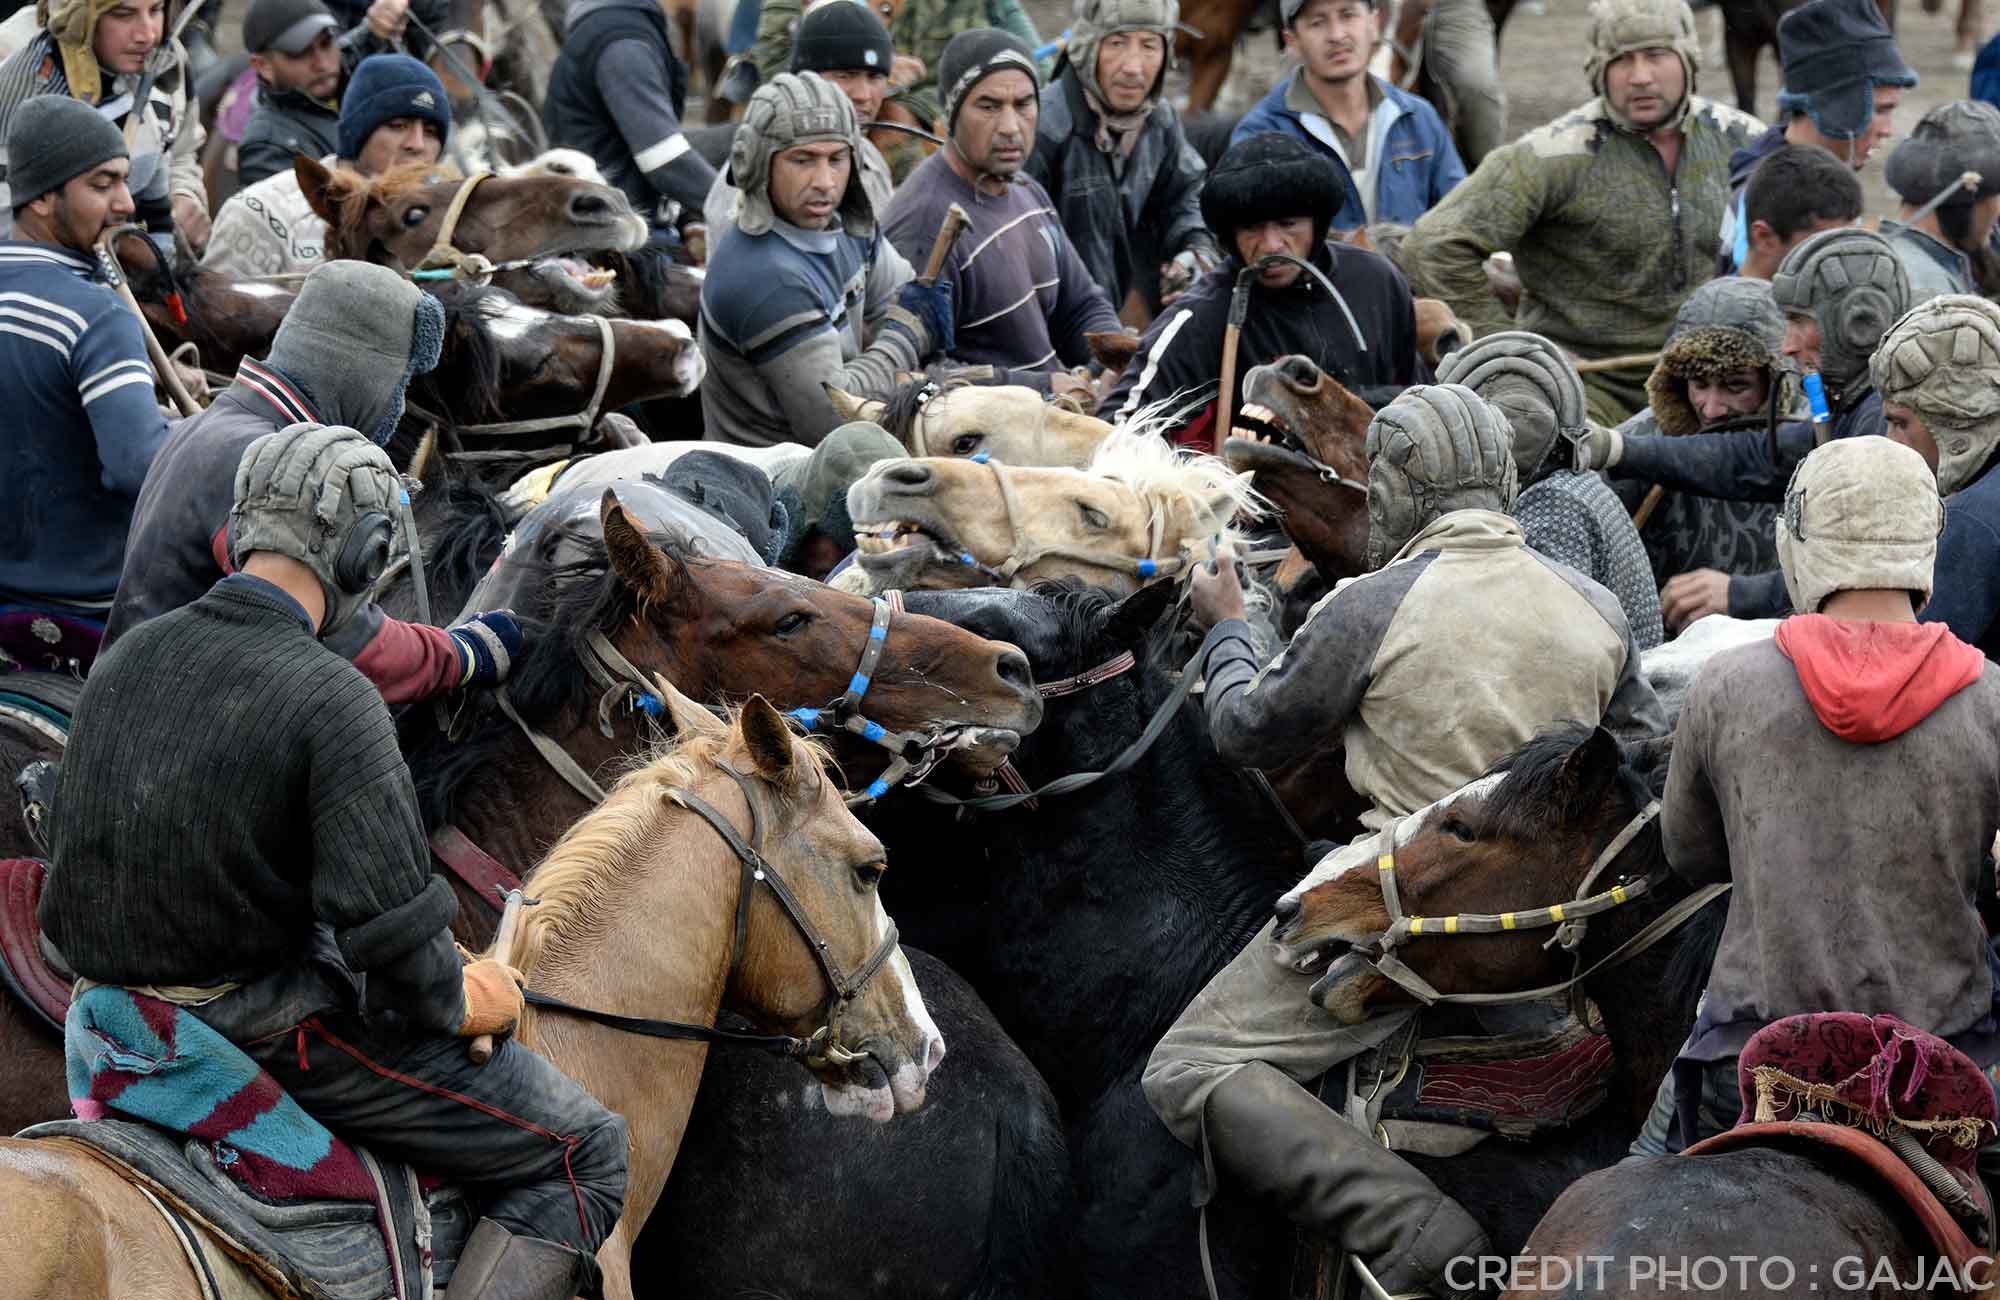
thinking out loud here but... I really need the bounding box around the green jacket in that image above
[1402,95,1763,360]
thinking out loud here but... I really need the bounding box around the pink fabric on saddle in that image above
[1735,1012,1998,1176]
[0,857,72,1030]
[1399,1029,1616,1138]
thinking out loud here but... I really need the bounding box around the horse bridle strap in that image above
[973,456,1188,585]
[786,594,953,806]
[416,171,495,277]
[409,315,619,449]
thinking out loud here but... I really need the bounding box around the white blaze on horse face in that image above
[479,299,548,343]
[879,893,944,1105]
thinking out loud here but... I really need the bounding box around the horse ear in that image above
[1099,578,1177,649]
[1552,726,1624,823]
[650,671,725,738]
[601,489,677,611]
[822,383,885,426]
[1085,329,1139,373]
[739,694,800,784]
[296,154,340,223]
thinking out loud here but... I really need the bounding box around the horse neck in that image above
[519,793,743,1236]
[1584,886,1710,1130]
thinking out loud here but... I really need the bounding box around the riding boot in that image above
[1198,1063,1488,1299]
[445,1218,604,1300]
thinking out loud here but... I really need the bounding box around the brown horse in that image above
[0,691,943,1300]
[296,156,647,275]
[1222,354,1373,585]
[408,493,1043,935]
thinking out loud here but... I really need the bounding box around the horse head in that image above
[295,156,645,280]
[1222,355,1372,582]
[826,373,1114,469]
[845,430,1259,595]
[1270,724,1667,1024]
[594,492,1041,774]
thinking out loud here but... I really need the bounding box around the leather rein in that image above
[1359,799,1730,1008]
[521,764,898,1069]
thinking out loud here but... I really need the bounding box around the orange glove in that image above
[457,958,526,1038]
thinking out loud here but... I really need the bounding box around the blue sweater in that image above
[1924,464,2000,660]
[0,241,170,604]
[1230,72,1464,231]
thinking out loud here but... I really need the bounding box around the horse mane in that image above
[412,282,508,422]
[875,365,972,446]
[509,705,834,977]
[1083,422,1264,550]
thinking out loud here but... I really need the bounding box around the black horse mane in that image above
[874,365,971,448]
[409,281,508,423]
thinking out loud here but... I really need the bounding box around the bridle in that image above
[907,380,1076,467]
[1352,799,1729,1009]
[404,313,618,466]
[947,454,1191,586]
[524,764,898,1069]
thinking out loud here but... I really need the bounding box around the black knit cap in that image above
[791,0,895,76]
[1201,131,1341,248]
[939,28,1041,132]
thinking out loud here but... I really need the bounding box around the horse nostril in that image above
[1273,895,1301,927]
[924,1035,946,1074]
[995,646,1032,694]
[1279,355,1322,391]
[880,461,934,490]
[568,190,612,220]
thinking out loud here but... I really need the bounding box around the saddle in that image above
[0,857,69,1033]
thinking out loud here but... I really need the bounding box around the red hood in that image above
[1774,614,1984,743]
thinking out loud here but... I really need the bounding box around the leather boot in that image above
[1198,1063,1489,1298]
[445,1218,603,1300]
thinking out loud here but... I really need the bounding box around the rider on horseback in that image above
[1144,386,1665,1299]
[1880,100,2000,302]
[1627,435,2000,1156]
[42,422,628,1300]
[105,259,524,704]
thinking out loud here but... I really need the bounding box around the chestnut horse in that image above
[1222,354,1373,586]
[0,692,942,1300]
[1269,723,1728,1260]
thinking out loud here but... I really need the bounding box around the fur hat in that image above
[939,28,1042,134]
[1777,436,1942,616]
[1585,0,1700,133]
[1364,384,1518,567]
[1775,0,1917,141]
[35,0,132,104]
[1771,227,1909,396]
[790,0,894,76]
[1647,278,1785,436]
[232,423,405,635]
[727,71,870,237]
[1433,331,1587,487]
[1884,99,2000,208]
[1202,132,1341,249]
[1870,295,2000,496]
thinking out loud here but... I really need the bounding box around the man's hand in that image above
[890,53,925,87]
[1661,569,1730,632]
[1568,423,1622,472]
[1190,542,1248,630]
[892,276,955,357]
[366,0,410,41]
[448,610,523,687]
[172,194,210,251]
[680,220,708,266]
[1159,245,1218,304]
[456,957,525,1038]
[1049,367,1095,406]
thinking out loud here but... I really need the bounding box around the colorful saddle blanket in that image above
[0,857,67,1031]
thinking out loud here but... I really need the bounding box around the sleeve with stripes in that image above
[74,301,170,497]
[595,36,717,218]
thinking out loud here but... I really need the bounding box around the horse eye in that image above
[855,861,887,889]
[1077,501,1110,530]
[401,204,432,227]
[774,611,810,635]
[952,433,983,455]
[1441,817,1475,843]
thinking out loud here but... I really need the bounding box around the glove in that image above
[449,610,523,688]
[1568,423,1622,472]
[887,277,955,358]
[1161,244,1219,298]
[457,957,526,1038]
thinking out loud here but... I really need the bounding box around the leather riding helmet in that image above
[1871,295,2000,496]
[1646,277,1786,436]
[231,422,405,634]
[1777,436,1942,615]
[726,71,869,236]
[1364,383,1518,568]
[1769,227,1909,397]
[1434,331,1588,487]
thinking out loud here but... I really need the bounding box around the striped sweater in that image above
[0,241,169,604]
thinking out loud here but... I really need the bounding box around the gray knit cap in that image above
[1770,226,1909,395]
[1364,384,1518,567]
[940,28,1042,134]
[1778,436,1942,615]
[727,72,870,237]
[6,95,127,210]
[265,260,445,445]
[1870,295,2000,496]
[1586,0,1700,133]
[1647,277,1785,436]
[1434,331,1586,487]
[232,424,405,634]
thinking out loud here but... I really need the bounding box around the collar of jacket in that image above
[1387,509,1523,565]
[257,79,340,119]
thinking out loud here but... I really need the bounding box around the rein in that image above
[522,765,897,1069]
[951,454,1190,585]
[1358,800,1730,1008]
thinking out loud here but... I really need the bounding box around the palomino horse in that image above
[296,156,647,283]
[841,428,1261,595]
[0,691,943,1300]
[1268,723,1729,1258]
[827,372,1115,468]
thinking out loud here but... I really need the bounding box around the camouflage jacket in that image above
[1401,95,1762,358]
[752,0,1042,121]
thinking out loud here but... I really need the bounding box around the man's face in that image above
[1793,85,1902,169]
[1968,193,2000,250]
[1234,216,1316,287]
[1094,30,1166,112]
[951,69,1037,177]
[251,30,342,102]
[1741,212,1854,280]
[769,139,853,228]
[821,67,889,124]
[1286,0,1376,87]
[92,0,164,76]
[1604,47,1685,131]
[355,116,444,175]
[1782,312,1823,374]
[1884,400,1940,469]
[1687,368,1768,426]
[26,159,135,252]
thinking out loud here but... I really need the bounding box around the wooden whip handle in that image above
[468,889,525,1064]
[921,203,971,284]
